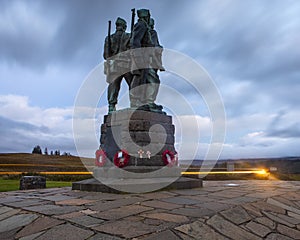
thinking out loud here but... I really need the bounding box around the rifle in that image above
[130,8,135,37]
[107,20,112,57]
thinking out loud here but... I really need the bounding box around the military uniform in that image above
[103,18,132,113]
[129,9,162,112]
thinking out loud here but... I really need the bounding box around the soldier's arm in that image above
[130,21,147,49]
[103,36,108,60]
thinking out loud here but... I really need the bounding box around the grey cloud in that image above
[0,116,75,153]
[266,111,300,139]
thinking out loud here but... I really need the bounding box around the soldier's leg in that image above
[107,75,123,113]
[144,68,161,109]
[124,72,133,90]
[130,70,145,108]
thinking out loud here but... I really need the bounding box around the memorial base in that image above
[72,177,202,194]
[72,108,203,193]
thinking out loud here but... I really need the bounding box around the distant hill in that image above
[0,153,94,173]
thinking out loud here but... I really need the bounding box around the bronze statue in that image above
[149,18,165,72]
[129,9,163,113]
[103,17,132,114]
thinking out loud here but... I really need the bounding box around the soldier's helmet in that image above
[149,18,155,27]
[115,17,127,28]
[137,9,150,18]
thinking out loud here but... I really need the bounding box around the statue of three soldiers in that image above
[103,9,165,114]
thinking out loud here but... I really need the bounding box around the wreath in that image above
[114,150,130,168]
[95,149,106,167]
[162,149,176,167]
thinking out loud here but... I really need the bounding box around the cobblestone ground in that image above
[0,180,300,239]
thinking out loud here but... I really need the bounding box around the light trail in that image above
[0,169,268,175]
[181,169,268,175]
[0,171,92,175]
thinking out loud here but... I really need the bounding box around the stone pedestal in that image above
[100,109,176,166]
[72,108,202,193]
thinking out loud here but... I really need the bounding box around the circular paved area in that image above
[0,180,300,239]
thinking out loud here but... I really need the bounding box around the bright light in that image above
[181,169,268,175]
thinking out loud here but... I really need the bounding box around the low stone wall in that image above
[20,176,46,190]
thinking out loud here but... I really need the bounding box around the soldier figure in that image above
[149,18,165,72]
[103,17,132,114]
[129,9,163,112]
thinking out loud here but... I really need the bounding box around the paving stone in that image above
[263,211,300,227]
[267,197,300,215]
[88,233,123,240]
[141,200,182,210]
[0,196,24,204]
[16,216,64,238]
[55,198,97,206]
[23,204,83,215]
[171,207,215,218]
[0,208,21,221]
[139,191,177,200]
[220,206,252,224]
[7,199,49,208]
[89,197,144,212]
[0,213,38,233]
[39,194,76,202]
[35,223,94,240]
[80,209,98,215]
[93,205,152,220]
[220,196,259,205]
[55,211,84,219]
[208,190,245,199]
[19,231,45,240]
[277,224,300,239]
[207,215,261,240]
[242,203,263,217]
[142,230,181,240]
[1,227,22,240]
[265,233,293,240]
[271,196,300,208]
[170,189,203,196]
[68,215,105,227]
[196,202,232,212]
[161,196,200,205]
[255,217,276,230]
[251,201,286,214]
[245,221,272,237]
[287,211,300,220]
[245,191,281,198]
[175,220,228,239]
[93,220,158,238]
[141,212,189,223]
[175,231,199,240]
[0,206,14,214]
[183,195,213,203]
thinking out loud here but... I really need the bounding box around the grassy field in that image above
[0,153,93,192]
[0,179,72,192]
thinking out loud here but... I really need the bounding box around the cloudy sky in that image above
[1,0,300,159]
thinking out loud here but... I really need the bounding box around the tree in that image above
[32,145,42,154]
[44,147,48,155]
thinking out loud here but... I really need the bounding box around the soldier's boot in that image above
[145,83,163,112]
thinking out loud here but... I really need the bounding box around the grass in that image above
[0,179,72,192]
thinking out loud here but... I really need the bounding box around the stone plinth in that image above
[100,109,176,166]
[72,108,203,193]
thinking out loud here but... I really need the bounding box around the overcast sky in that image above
[1,0,300,159]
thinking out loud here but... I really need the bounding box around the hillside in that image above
[0,153,94,173]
